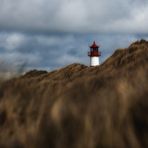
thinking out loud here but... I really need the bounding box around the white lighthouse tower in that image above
[88,41,101,66]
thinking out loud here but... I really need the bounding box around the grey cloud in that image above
[0,32,85,71]
[0,0,148,33]
[0,0,148,77]
[0,31,144,72]
[0,33,27,50]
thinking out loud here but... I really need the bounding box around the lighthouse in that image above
[88,41,101,66]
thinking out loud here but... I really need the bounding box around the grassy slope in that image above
[0,40,148,148]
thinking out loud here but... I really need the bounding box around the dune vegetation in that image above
[0,40,148,148]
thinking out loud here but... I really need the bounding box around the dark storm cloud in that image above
[0,0,148,75]
[0,32,86,71]
[0,0,148,33]
[0,32,142,71]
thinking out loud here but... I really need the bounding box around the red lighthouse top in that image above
[88,41,101,57]
[90,41,99,48]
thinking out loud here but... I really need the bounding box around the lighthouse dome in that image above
[90,41,99,48]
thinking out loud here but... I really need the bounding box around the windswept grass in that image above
[0,40,148,148]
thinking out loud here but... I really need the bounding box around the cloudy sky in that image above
[0,0,148,73]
